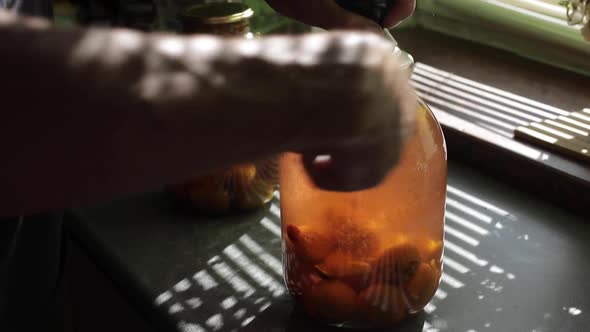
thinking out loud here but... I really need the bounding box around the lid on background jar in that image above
[179,2,253,25]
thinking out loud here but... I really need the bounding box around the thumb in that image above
[301,136,403,192]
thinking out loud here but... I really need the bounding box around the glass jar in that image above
[170,158,278,213]
[279,38,447,328]
[169,2,278,214]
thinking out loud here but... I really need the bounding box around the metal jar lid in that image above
[179,3,253,25]
[562,0,590,40]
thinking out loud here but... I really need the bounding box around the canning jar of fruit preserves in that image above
[279,40,447,328]
[168,2,278,214]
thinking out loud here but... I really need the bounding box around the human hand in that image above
[268,32,416,191]
[264,0,416,33]
[134,31,416,193]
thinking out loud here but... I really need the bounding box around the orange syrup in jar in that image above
[280,100,446,328]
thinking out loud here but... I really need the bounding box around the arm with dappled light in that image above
[0,10,415,218]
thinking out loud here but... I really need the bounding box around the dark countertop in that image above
[69,161,590,332]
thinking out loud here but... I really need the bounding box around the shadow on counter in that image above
[240,300,428,332]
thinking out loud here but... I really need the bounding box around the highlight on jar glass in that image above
[279,97,447,328]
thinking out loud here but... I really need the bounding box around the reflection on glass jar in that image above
[280,99,447,328]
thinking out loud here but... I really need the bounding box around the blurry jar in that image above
[169,2,278,214]
[280,40,447,328]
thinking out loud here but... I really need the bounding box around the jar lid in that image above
[180,3,254,25]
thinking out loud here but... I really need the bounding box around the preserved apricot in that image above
[358,284,408,326]
[327,216,380,259]
[318,251,370,278]
[370,243,421,285]
[183,171,231,213]
[404,263,439,310]
[302,280,358,322]
[422,239,443,262]
[284,250,318,297]
[286,224,335,264]
[316,251,371,290]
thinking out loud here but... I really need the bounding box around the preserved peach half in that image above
[286,224,335,264]
[232,159,278,210]
[358,284,408,326]
[404,263,439,310]
[317,251,370,278]
[316,251,371,290]
[284,256,318,297]
[230,164,259,210]
[370,243,421,285]
[284,235,320,296]
[171,157,278,213]
[302,280,358,322]
[428,258,443,276]
[327,215,380,260]
[184,172,231,212]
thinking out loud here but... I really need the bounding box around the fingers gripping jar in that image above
[279,38,447,328]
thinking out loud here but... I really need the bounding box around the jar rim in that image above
[179,3,254,25]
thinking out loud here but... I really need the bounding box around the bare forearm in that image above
[0,10,403,217]
[0,12,301,216]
